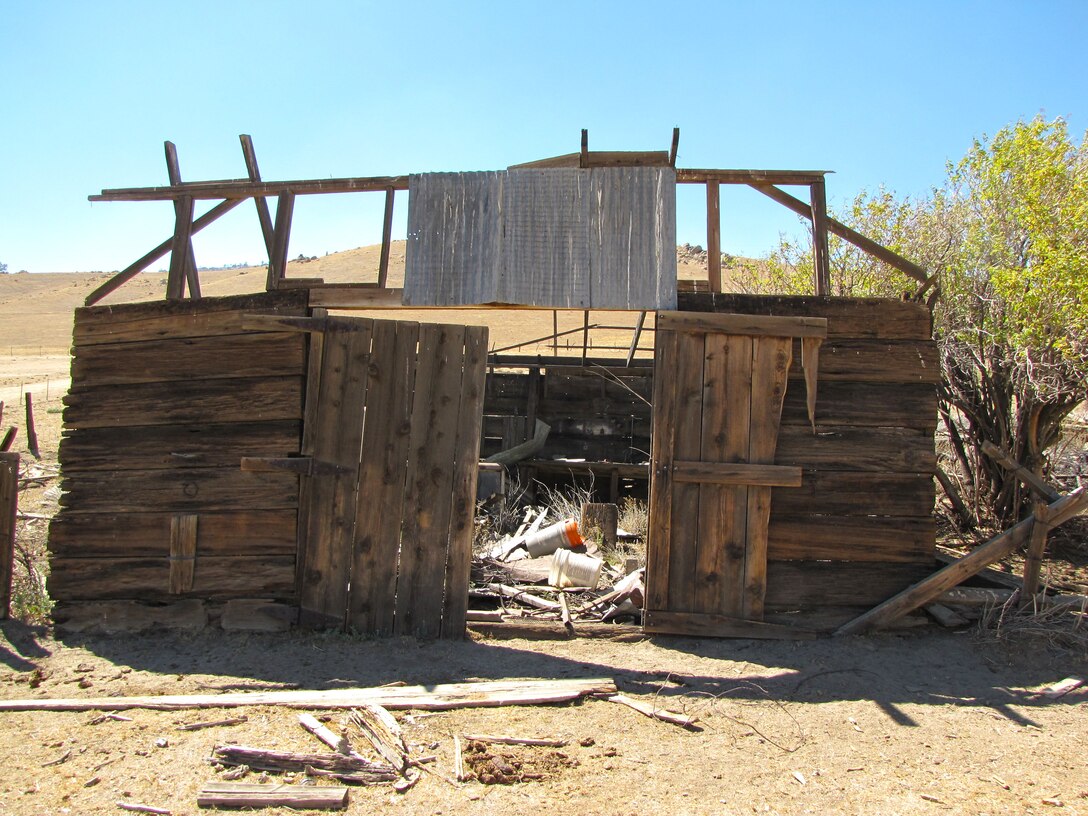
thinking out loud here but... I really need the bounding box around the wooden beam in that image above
[750,183,929,284]
[239,134,275,257]
[643,610,817,639]
[678,169,828,186]
[656,311,828,338]
[83,199,242,306]
[672,461,803,488]
[668,127,680,167]
[580,129,589,168]
[0,677,619,712]
[581,310,590,365]
[981,440,1061,501]
[809,180,831,296]
[91,175,410,202]
[163,141,201,299]
[1021,498,1049,601]
[267,192,295,290]
[377,188,395,288]
[166,195,193,300]
[197,784,349,810]
[706,181,721,292]
[836,487,1088,635]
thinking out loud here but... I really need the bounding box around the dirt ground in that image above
[0,623,1086,816]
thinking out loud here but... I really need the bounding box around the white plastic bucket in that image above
[523,519,583,558]
[549,549,603,589]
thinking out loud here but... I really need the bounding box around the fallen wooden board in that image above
[602,693,700,729]
[211,744,395,783]
[197,782,348,809]
[0,677,618,712]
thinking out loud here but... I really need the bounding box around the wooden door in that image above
[644,312,826,637]
[251,314,488,638]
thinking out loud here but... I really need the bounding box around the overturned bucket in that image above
[523,519,583,558]
[549,549,603,589]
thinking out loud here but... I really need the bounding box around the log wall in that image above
[49,291,310,603]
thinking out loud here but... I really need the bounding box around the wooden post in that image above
[581,310,590,365]
[267,192,296,288]
[580,129,589,168]
[668,127,680,167]
[1021,499,1049,602]
[24,393,39,459]
[166,195,194,300]
[0,452,18,619]
[163,142,201,299]
[706,181,722,293]
[239,134,276,262]
[809,180,831,296]
[377,188,395,288]
[552,310,559,357]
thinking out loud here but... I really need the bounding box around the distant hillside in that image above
[0,241,722,351]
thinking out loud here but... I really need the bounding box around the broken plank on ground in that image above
[0,677,618,712]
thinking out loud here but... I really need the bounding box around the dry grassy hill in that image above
[0,242,715,356]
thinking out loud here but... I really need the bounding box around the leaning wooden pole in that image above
[836,487,1088,636]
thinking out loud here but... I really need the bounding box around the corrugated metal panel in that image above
[404,167,676,309]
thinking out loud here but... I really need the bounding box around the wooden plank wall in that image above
[484,295,938,629]
[49,291,310,603]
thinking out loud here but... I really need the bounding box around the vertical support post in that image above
[810,180,831,296]
[163,142,201,299]
[706,181,722,293]
[0,452,17,619]
[377,188,395,288]
[668,127,680,167]
[552,310,559,358]
[580,129,589,168]
[24,394,39,459]
[581,310,590,365]
[267,192,296,289]
[1021,499,1049,603]
[239,134,275,259]
[167,195,195,300]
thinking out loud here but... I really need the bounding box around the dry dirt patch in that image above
[0,625,1086,815]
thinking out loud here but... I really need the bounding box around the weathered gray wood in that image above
[405,168,677,309]
[58,467,299,512]
[0,452,17,618]
[198,781,351,807]
[0,677,618,712]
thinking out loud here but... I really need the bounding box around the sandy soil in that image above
[0,623,1086,816]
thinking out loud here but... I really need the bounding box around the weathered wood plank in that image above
[48,556,296,601]
[73,290,309,345]
[0,453,17,618]
[675,461,802,487]
[48,510,298,558]
[781,380,937,429]
[675,293,932,340]
[645,330,679,614]
[58,468,299,513]
[765,561,935,609]
[63,376,305,429]
[71,332,305,386]
[771,471,934,518]
[441,325,489,638]
[767,514,936,563]
[666,330,705,614]
[395,324,467,638]
[644,609,817,639]
[743,336,793,619]
[298,320,372,627]
[59,420,301,471]
[168,514,198,593]
[657,311,827,338]
[348,321,419,635]
[774,425,935,473]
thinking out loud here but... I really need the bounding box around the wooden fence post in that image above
[0,452,18,619]
[24,393,39,459]
[810,180,831,296]
[706,181,722,293]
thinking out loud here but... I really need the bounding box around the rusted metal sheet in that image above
[404,168,676,309]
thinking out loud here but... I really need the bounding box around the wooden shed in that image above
[49,132,942,638]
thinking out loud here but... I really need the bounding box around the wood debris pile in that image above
[471,502,646,630]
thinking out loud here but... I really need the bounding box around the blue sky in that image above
[2,0,1086,273]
